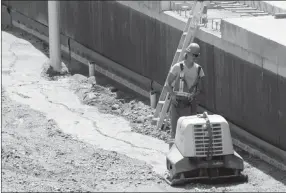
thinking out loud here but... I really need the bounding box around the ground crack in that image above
[3,41,19,75]
[38,88,165,155]
[13,91,31,99]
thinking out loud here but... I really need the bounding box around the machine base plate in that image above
[164,174,248,186]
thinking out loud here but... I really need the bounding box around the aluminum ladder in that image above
[152,0,209,130]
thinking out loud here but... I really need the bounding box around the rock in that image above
[118,99,125,103]
[114,109,121,114]
[110,87,118,93]
[72,74,88,83]
[88,76,96,85]
[136,117,145,123]
[138,101,144,106]
[146,115,153,120]
[123,112,130,116]
[60,62,69,74]
[111,104,120,110]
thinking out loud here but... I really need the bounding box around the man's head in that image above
[185,43,200,63]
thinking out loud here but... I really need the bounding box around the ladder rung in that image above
[158,100,165,105]
[152,117,168,124]
[177,49,182,53]
[153,118,159,122]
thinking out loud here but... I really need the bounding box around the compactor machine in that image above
[165,112,248,186]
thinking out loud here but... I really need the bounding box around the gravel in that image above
[1,89,165,192]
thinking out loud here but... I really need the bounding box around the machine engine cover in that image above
[175,114,234,157]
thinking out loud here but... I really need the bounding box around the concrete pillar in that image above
[89,62,95,77]
[48,1,61,72]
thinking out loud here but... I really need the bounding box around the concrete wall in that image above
[2,1,286,154]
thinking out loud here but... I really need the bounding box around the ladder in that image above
[152,1,209,130]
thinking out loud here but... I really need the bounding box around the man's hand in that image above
[165,71,178,107]
[188,94,194,102]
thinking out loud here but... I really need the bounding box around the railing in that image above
[168,1,222,32]
[206,18,222,32]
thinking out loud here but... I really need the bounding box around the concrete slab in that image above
[251,12,270,16]
[222,16,286,46]
[234,10,265,13]
[263,1,286,12]
[220,4,249,8]
[225,7,258,11]
[215,1,237,5]
[221,16,286,75]
[241,1,286,14]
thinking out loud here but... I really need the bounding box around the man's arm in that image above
[165,64,180,106]
[165,72,179,106]
[165,64,179,96]
[165,72,176,97]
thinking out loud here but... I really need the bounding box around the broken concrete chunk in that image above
[136,116,145,123]
[111,104,120,110]
[88,76,96,85]
[72,74,88,83]
[110,87,118,93]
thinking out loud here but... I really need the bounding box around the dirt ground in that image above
[2,26,286,192]
[2,88,167,192]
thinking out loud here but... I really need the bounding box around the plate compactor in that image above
[165,112,248,186]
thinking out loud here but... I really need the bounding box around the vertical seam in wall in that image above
[212,44,217,112]
[3,4,12,27]
[277,63,280,148]
[67,37,71,65]
[6,5,12,21]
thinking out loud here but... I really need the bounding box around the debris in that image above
[110,87,118,93]
[136,116,145,123]
[88,76,96,85]
[112,104,120,110]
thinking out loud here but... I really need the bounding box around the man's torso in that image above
[172,62,201,92]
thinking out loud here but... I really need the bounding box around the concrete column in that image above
[48,1,61,72]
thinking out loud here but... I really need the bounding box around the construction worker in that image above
[165,43,205,140]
